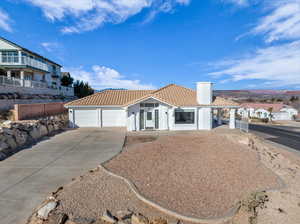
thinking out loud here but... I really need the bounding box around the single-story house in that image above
[65,82,239,131]
[238,103,298,121]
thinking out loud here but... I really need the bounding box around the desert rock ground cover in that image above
[27,130,300,224]
[105,132,281,218]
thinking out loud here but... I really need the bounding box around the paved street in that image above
[0,128,126,224]
[249,123,300,152]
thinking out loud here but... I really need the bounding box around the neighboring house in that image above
[0,37,74,96]
[238,103,298,121]
[65,82,239,131]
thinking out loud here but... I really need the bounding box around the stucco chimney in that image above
[197,82,213,105]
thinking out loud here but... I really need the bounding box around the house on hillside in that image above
[238,103,298,121]
[0,37,74,96]
[65,82,239,131]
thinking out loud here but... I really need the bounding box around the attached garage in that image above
[102,109,126,127]
[74,108,99,127]
[70,107,126,128]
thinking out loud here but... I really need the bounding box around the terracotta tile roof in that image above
[240,103,286,112]
[65,90,153,106]
[65,84,239,107]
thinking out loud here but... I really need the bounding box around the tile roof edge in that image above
[64,91,106,106]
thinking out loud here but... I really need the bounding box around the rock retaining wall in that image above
[0,113,68,161]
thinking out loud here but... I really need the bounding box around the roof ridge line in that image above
[152,84,175,94]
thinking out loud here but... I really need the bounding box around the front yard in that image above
[104,132,281,218]
[27,130,300,224]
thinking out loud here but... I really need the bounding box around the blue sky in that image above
[0,0,299,90]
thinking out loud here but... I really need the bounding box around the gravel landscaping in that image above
[104,132,282,219]
[53,167,180,224]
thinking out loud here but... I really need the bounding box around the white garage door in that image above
[102,109,126,127]
[74,109,99,127]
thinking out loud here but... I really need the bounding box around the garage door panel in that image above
[102,110,126,127]
[74,109,99,127]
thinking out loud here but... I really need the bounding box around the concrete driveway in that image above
[0,128,126,224]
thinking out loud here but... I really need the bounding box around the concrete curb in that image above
[99,165,240,224]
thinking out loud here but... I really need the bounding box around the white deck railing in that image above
[21,56,49,72]
[0,76,74,96]
[0,56,49,72]
[0,76,48,89]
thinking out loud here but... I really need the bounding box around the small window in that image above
[175,109,195,124]
[140,103,145,107]
[147,112,152,120]
[145,103,154,107]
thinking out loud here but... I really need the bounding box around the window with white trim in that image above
[175,109,195,124]
[1,51,18,63]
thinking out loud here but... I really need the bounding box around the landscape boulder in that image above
[101,210,118,223]
[131,214,149,224]
[13,129,28,146]
[39,124,49,136]
[37,200,57,220]
[5,135,18,150]
[29,127,42,140]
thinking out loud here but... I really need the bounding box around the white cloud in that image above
[252,0,300,43]
[209,41,300,87]
[222,0,249,7]
[65,65,155,90]
[24,0,190,33]
[41,42,60,52]
[209,0,300,88]
[0,8,13,32]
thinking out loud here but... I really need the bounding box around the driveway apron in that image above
[0,128,126,224]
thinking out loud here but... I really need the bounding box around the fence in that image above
[235,120,249,133]
[14,102,67,120]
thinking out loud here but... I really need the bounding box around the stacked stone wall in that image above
[0,113,68,161]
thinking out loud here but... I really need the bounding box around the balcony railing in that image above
[0,76,74,96]
[21,56,49,72]
[0,76,48,89]
[0,56,49,72]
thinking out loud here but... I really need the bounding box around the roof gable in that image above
[0,38,20,50]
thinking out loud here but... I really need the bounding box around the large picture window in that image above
[175,109,195,124]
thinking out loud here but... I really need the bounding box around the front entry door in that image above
[145,109,154,129]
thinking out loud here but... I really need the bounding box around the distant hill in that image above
[214,89,300,111]
[214,90,300,97]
